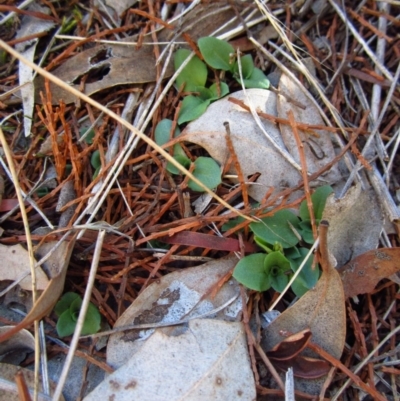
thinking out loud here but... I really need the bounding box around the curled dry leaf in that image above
[266,330,331,379]
[85,319,255,401]
[322,184,383,267]
[0,236,76,343]
[0,327,35,357]
[338,248,400,298]
[0,363,64,401]
[35,3,247,104]
[277,74,341,186]
[107,255,241,369]
[261,221,346,395]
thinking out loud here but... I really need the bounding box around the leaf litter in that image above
[0,1,399,400]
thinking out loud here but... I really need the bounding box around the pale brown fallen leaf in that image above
[338,247,400,298]
[261,221,346,395]
[0,243,48,291]
[0,236,76,343]
[85,319,255,401]
[181,89,302,203]
[322,184,383,267]
[107,255,241,369]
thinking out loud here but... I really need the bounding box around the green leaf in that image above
[254,236,273,253]
[264,251,291,293]
[91,150,101,169]
[56,310,77,337]
[174,49,208,92]
[289,248,320,297]
[69,297,101,336]
[188,157,222,192]
[54,292,80,317]
[154,119,181,146]
[208,82,229,100]
[297,220,314,244]
[233,253,270,291]
[299,185,334,221]
[81,302,101,335]
[178,96,211,124]
[233,54,254,79]
[250,209,300,248]
[166,152,191,175]
[198,37,235,71]
[240,67,270,89]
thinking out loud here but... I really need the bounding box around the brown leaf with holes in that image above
[337,248,400,298]
[0,236,76,343]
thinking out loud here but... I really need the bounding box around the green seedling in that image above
[174,37,270,124]
[54,292,101,338]
[232,185,333,297]
[154,119,222,192]
[90,149,101,179]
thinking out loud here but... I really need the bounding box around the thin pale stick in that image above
[52,230,106,401]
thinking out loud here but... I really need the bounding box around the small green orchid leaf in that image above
[290,248,320,297]
[254,236,273,253]
[299,185,334,221]
[233,253,271,291]
[250,209,300,248]
[54,292,80,317]
[90,150,101,169]
[93,165,101,180]
[166,153,191,175]
[69,296,101,335]
[154,119,180,146]
[264,251,291,293]
[188,157,222,192]
[239,67,270,89]
[174,49,207,92]
[178,96,211,124]
[208,82,229,100]
[285,246,301,260]
[233,54,254,79]
[271,272,290,293]
[298,220,314,244]
[81,302,101,335]
[56,310,77,337]
[198,37,235,71]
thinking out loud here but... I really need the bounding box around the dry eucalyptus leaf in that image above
[0,237,76,343]
[181,89,302,203]
[322,184,383,267]
[85,319,255,401]
[0,243,48,291]
[338,248,400,298]
[261,222,346,395]
[107,255,241,369]
[35,3,244,104]
[56,180,77,228]
[277,74,342,186]
[0,363,64,401]
[15,4,55,136]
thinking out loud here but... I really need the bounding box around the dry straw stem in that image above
[52,230,105,401]
[0,126,41,399]
[0,39,255,223]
